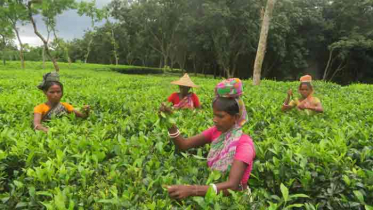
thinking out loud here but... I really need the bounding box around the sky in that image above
[16,0,112,47]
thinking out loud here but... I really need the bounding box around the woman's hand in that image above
[41,127,49,133]
[73,105,90,119]
[167,185,194,199]
[298,103,306,110]
[282,89,293,111]
[298,101,311,110]
[159,102,173,114]
[83,105,90,114]
[287,89,293,97]
[34,124,49,133]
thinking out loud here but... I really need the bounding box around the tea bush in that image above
[0,62,372,209]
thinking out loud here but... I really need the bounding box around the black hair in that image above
[42,81,64,93]
[299,82,313,90]
[212,97,239,116]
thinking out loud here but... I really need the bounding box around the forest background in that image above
[1,0,373,85]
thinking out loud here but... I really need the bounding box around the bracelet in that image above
[194,185,198,196]
[168,129,180,138]
[210,184,218,194]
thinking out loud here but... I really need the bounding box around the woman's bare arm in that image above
[167,160,248,199]
[33,113,48,133]
[72,105,90,119]
[168,125,210,151]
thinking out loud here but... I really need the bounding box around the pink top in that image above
[202,126,255,187]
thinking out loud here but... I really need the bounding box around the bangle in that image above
[210,184,218,194]
[168,129,180,138]
[194,185,198,196]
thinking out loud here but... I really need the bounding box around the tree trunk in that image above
[252,0,277,85]
[13,25,25,69]
[163,55,168,69]
[1,36,6,66]
[2,50,5,66]
[226,68,233,78]
[170,56,174,70]
[231,51,241,78]
[28,2,59,72]
[85,38,94,64]
[66,49,72,67]
[214,63,217,79]
[42,47,46,69]
[114,51,119,66]
[323,49,334,80]
[193,55,197,76]
[111,27,119,65]
[53,29,71,67]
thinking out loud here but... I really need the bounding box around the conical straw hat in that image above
[171,73,199,88]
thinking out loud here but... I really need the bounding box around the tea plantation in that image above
[0,62,372,209]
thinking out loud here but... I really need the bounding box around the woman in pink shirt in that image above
[160,78,255,199]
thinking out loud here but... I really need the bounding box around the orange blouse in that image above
[34,102,74,117]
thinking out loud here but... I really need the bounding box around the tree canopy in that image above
[3,0,373,84]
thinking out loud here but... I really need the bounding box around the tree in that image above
[74,0,373,84]
[27,0,76,72]
[78,0,104,63]
[1,0,29,69]
[52,29,72,67]
[253,0,277,85]
[197,0,259,78]
[323,35,373,82]
[0,20,14,66]
[111,0,189,68]
[103,6,119,65]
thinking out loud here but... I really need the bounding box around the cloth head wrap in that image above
[37,72,60,90]
[300,75,312,83]
[214,78,247,127]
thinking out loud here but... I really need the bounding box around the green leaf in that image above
[15,202,28,208]
[280,183,289,202]
[285,204,304,209]
[289,194,309,199]
[156,142,164,153]
[54,190,66,210]
[36,191,53,197]
[354,190,365,204]
[192,154,206,160]
[13,180,24,189]
[365,205,373,210]
[343,175,351,186]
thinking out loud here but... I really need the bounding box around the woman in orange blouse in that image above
[282,75,323,114]
[33,72,90,133]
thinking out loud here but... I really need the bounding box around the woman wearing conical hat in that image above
[167,73,201,109]
[282,74,324,114]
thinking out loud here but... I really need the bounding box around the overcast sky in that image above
[17,0,112,47]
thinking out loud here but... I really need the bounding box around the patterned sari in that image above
[42,103,69,121]
[173,94,194,109]
[289,93,321,115]
[207,125,242,171]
